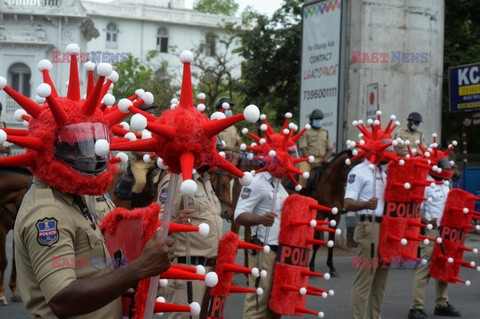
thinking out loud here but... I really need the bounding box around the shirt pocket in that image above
[85,229,111,269]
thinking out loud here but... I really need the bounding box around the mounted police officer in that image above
[298,109,333,188]
[394,112,426,156]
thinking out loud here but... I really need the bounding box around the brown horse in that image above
[304,150,358,277]
[107,166,161,209]
[0,166,32,305]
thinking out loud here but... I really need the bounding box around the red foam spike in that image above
[314,225,336,233]
[45,95,69,126]
[112,138,129,144]
[306,238,330,246]
[301,269,328,278]
[388,233,404,242]
[384,119,393,133]
[87,71,94,97]
[41,70,58,98]
[291,127,308,143]
[203,114,245,138]
[292,157,310,164]
[402,253,421,263]
[246,131,261,143]
[254,166,269,174]
[287,165,304,176]
[154,301,191,314]
[178,57,193,109]
[281,117,290,131]
[411,195,428,201]
[222,263,254,275]
[0,153,35,167]
[262,118,275,136]
[237,240,264,251]
[2,86,42,118]
[287,172,299,187]
[105,109,130,128]
[7,136,43,151]
[83,74,107,116]
[281,284,301,293]
[127,93,139,101]
[307,285,328,293]
[451,276,468,284]
[160,268,205,281]
[290,219,311,226]
[310,203,333,212]
[110,138,157,152]
[229,285,257,294]
[111,125,141,139]
[145,122,177,141]
[295,306,320,316]
[109,157,121,164]
[369,154,376,165]
[2,128,27,136]
[349,150,365,163]
[167,221,202,234]
[407,220,427,228]
[180,152,195,181]
[67,54,80,100]
[413,162,431,169]
[99,80,113,100]
[129,105,157,122]
[170,264,197,273]
[210,152,245,179]
[356,124,370,135]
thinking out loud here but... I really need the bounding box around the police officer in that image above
[345,159,388,319]
[158,166,223,319]
[0,102,10,156]
[234,172,289,319]
[130,104,159,208]
[14,123,174,319]
[408,158,461,319]
[298,109,333,188]
[394,112,426,156]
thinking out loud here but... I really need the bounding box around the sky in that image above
[185,0,284,17]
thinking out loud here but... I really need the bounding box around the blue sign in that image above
[449,63,480,112]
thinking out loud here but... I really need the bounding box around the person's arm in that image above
[235,211,276,227]
[344,197,378,212]
[323,148,333,163]
[49,233,174,318]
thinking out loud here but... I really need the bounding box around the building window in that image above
[205,33,216,57]
[8,63,31,97]
[106,22,118,49]
[157,27,169,53]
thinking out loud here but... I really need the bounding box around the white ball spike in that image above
[180,179,197,195]
[94,139,110,157]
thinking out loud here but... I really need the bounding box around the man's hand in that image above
[258,212,277,227]
[364,197,379,210]
[135,234,174,279]
[0,145,10,154]
[176,209,193,224]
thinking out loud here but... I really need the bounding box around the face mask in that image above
[380,163,388,171]
[410,124,419,131]
[225,109,233,117]
[312,119,323,128]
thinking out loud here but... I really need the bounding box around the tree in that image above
[443,0,480,160]
[112,51,178,115]
[193,0,239,16]
[237,0,303,129]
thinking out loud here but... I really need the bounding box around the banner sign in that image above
[449,63,480,112]
[300,0,342,150]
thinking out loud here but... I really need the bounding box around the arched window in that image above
[8,63,31,97]
[106,22,118,49]
[157,27,169,53]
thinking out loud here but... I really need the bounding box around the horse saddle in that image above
[114,172,134,199]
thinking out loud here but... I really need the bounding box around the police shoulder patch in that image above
[348,174,356,184]
[241,188,252,199]
[36,217,59,246]
[159,188,168,203]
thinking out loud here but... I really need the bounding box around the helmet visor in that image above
[437,157,452,171]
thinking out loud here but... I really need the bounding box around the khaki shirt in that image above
[93,194,116,223]
[298,128,332,158]
[14,178,122,319]
[394,126,426,157]
[218,125,242,149]
[157,172,222,259]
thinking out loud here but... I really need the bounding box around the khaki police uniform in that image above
[218,125,242,150]
[298,128,332,188]
[158,172,222,319]
[93,194,116,223]
[394,127,425,157]
[410,176,449,310]
[345,161,389,319]
[234,172,289,319]
[14,177,122,319]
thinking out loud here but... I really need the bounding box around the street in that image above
[2,228,479,318]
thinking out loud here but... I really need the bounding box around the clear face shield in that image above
[437,157,452,171]
[54,122,111,175]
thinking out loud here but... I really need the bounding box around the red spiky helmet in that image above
[414,133,456,180]
[109,50,260,195]
[240,112,313,191]
[0,43,137,195]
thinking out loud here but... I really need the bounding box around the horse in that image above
[107,165,162,209]
[304,150,358,277]
[0,166,32,305]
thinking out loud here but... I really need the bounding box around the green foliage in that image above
[112,51,178,115]
[236,0,303,130]
[443,0,480,159]
[193,0,239,16]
